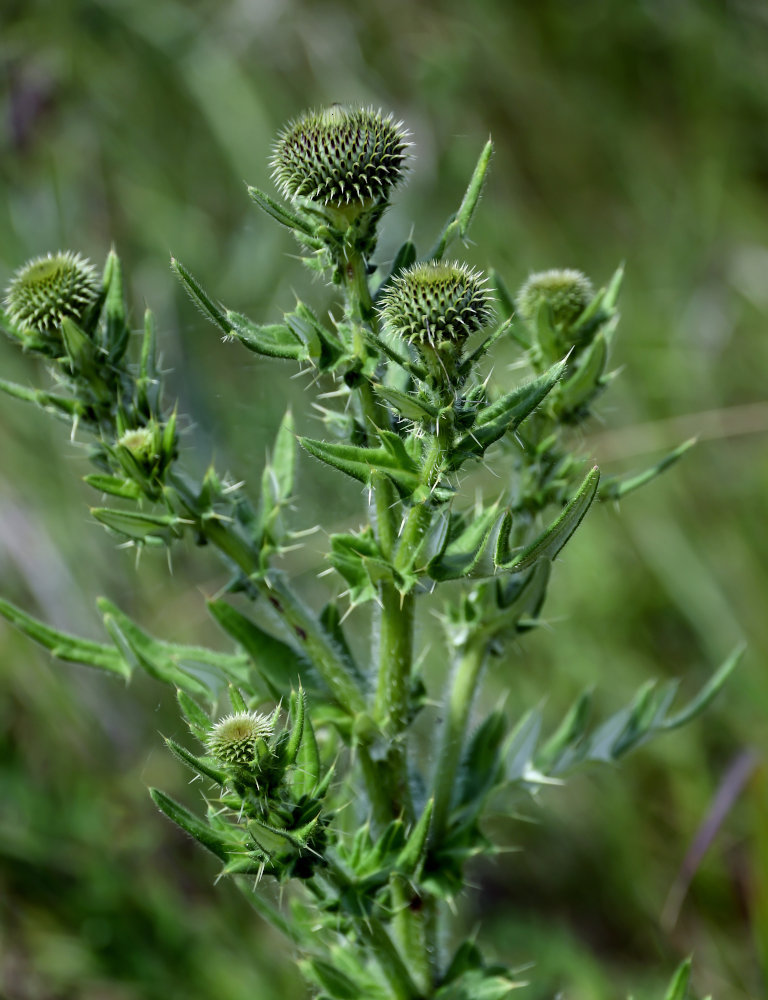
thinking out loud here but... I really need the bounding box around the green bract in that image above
[271,105,410,209]
[206,711,274,766]
[516,268,593,328]
[378,261,494,348]
[3,251,99,336]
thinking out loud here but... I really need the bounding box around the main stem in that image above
[344,248,416,822]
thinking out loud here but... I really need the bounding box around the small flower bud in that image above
[271,106,410,211]
[118,427,155,461]
[3,251,99,336]
[379,261,494,350]
[515,269,593,329]
[206,711,275,766]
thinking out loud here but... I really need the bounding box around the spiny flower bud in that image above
[3,251,99,336]
[379,261,494,349]
[206,712,274,766]
[516,269,593,329]
[118,426,155,460]
[271,106,410,210]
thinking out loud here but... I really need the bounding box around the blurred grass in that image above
[2,1,768,997]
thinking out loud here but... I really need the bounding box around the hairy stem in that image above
[431,637,489,844]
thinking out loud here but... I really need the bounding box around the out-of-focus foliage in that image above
[1,1,767,998]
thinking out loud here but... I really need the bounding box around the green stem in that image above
[324,859,421,1000]
[431,637,489,844]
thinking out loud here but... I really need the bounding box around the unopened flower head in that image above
[271,106,410,209]
[516,269,593,329]
[3,251,99,336]
[379,261,494,349]
[206,711,274,766]
[118,426,155,460]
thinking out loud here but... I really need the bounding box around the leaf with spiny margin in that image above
[293,706,320,798]
[207,599,323,699]
[284,688,306,767]
[150,788,235,860]
[177,690,213,740]
[0,597,129,678]
[247,184,317,236]
[103,249,130,363]
[98,598,213,697]
[91,507,186,544]
[556,330,608,415]
[0,378,78,418]
[395,798,434,877]
[427,506,500,581]
[372,383,439,421]
[455,712,507,821]
[428,138,494,261]
[494,467,600,572]
[226,310,310,361]
[599,439,696,501]
[448,360,565,470]
[285,302,344,369]
[299,430,422,498]
[571,263,624,339]
[163,737,227,785]
[329,528,396,606]
[84,474,143,500]
[171,257,230,334]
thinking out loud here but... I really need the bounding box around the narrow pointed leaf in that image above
[495,467,600,572]
[84,474,143,500]
[149,788,231,860]
[660,646,742,731]
[429,138,493,260]
[285,688,306,766]
[664,958,692,1000]
[0,597,128,678]
[171,257,231,334]
[98,598,213,696]
[299,433,421,496]
[247,184,316,236]
[449,360,565,469]
[207,600,321,697]
[373,383,439,421]
[0,378,78,417]
[177,690,213,739]
[599,439,696,501]
[395,798,433,876]
[225,310,310,361]
[91,507,185,543]
[427,507,500,581]
[164,737,226,785]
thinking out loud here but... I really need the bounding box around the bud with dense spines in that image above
[379,261,493,348]
[3,251,99,337]
[206,711,275,767]
[271,106,410,212]
[516,269,593,330]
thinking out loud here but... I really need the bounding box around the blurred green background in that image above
[1,1,767,997]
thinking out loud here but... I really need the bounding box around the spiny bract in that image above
[3,251,99,335]
[516,268,594,328]
[271,105,410,208]
[206,711,274,766]
[378,260,494,347]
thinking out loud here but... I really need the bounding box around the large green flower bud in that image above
[379,261,494,389]
[206,711,274,767]
[380,261,493,348]
[3,251,99,336]
[516,269,593,330]
[271,106,410,211]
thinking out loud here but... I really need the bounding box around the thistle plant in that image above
[0,104,739,999]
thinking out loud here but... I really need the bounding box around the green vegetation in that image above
[1,3,767,998]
